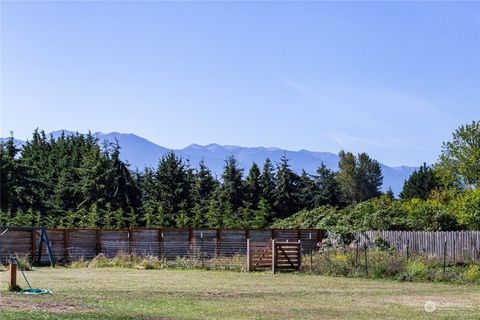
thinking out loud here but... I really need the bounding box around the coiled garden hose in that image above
[8,256,51,295]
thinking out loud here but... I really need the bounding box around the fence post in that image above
[127,228,132,255]
[63,229,69,262]
[30,230,35,264]
[272,239,276,274]
[216,228,221,258]
[443,236,447,279]
[298,239,302,271]
[246,238,250,272]
[9,263,17,290]
[364,243,368,276]
[355,239,359,267]
[309,233,313,270]
[158,228,163,260]
[95,229,101,256]
[452,237,456,264]
[200,231,204,267]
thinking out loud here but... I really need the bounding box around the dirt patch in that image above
[0,295,94,312]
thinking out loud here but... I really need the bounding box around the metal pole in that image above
[406,239,410,262]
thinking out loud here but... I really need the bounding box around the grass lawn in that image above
[1,268,479,319]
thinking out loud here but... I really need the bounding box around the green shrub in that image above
[367,250,405,278]
[407,261,427,276]
[464,264,480,282]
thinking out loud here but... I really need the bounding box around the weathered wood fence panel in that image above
[0,227,323,263]
[359,231,480,262]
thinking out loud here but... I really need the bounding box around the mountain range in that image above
[3,130,417,195]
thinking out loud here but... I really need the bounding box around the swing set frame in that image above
[0,226,56,267]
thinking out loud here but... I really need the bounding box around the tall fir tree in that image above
[191,160,218,227]
[313,163,342,207]
[259,158,276,221]
[245,162,262,210]
[153,152,194,227]
[274,155,300,219]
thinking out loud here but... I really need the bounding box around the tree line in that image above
[1,130,383,228]
[1,120,478,230]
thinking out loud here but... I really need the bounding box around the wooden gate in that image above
[273,240,301,273]
[247,239,301,273]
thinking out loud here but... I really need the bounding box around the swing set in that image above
[1,226,55,295]
[0,225,56,267]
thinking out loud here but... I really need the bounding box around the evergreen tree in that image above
[245,162,262,210]
[298,170,316,210]
[153,152,194,227]
[260,158,276,220]
[385,186,395,200]
[0,137,42,214]
[274,155,300,219]
[313,163,342,207]
[400,163,438,200]
[191,160,217,227]
[215,156,245,227]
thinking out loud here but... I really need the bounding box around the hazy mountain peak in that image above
[2,130,417,194]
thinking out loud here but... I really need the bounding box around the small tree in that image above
[436,120,480,189]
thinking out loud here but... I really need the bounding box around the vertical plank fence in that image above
[358,231,480,262]
[0,227,323,264]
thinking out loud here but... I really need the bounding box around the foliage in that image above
[336,151,382,204]
[273,155,300,219]
[308,247,480,284]
[2,122,479,231]
[400,163,438,200]
[436,120,480,189]
[449,187,480,229]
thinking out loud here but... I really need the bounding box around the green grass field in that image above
[1,268,479,319]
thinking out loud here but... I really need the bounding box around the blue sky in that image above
[1,1,479,166]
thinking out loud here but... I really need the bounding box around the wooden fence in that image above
[359,231,480,262]
[1,228,479,264]
[0,227,323,263]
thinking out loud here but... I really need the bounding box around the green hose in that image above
[8,256,51,295]
[19,288,51,295]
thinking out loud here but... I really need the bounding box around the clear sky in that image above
[1,1,479,166]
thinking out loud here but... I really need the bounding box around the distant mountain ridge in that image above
[3,130,417,194]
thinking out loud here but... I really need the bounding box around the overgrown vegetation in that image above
[69,252,244,271]
[273,188,480,232]
[304,246,480,284]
